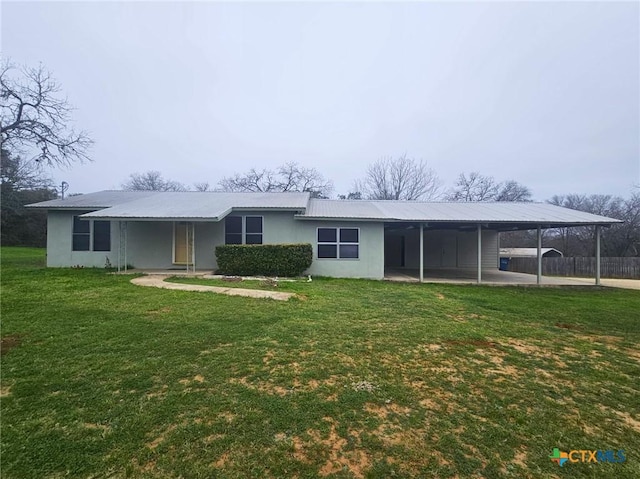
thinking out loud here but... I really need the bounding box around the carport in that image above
[380,202,622,285]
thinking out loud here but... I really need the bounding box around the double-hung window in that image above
[72,216,91,251]
[72,216,111,252]
[317,227,359,259]
[225,216,263,245]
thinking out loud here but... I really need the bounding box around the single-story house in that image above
[28,190,621,283]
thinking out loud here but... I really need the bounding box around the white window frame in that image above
[316,227,360,260]
[224,215,264,245]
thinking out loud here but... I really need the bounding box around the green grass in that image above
[2,247,639,478]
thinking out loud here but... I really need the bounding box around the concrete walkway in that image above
[130,275,296,301]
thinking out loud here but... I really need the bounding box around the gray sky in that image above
[2,1,639,200]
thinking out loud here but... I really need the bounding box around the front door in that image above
[174,222,194,265]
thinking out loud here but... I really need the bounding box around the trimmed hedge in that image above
[215,243,313,277]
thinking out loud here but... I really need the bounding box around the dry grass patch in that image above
[146,424,177,450]
[292,417,371,478]
[0,335,20,355]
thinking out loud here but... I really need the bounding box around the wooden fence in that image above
[506,257,640,279]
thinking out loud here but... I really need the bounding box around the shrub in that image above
[215,243,313,277]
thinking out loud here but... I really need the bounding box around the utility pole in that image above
[60,181,69,199]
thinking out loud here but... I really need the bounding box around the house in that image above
[28,191,621,283]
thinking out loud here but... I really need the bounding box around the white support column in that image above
[124,221,128,272]
[419,223,424,283]
[186,223,190,273]
[192,222,196,272]
[537,225,542,285]
[117,221,121,272]
[595,225,601,286]
[477,224,482,284]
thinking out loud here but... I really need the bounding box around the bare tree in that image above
[193,182,211,192]
[546,193,638,257]
[1,147,56,246]
[338,191,363,200]
[1,60,92,167]
[121,171,186,191]
[446,172,531,202]
[219,162,333,198]
[357,155,440,201]
[494,180,532,202]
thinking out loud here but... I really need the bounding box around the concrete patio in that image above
[384,268,613,287]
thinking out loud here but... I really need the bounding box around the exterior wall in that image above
[46,210,120,267]
[255,211,385,279]
[400,228,498,270]
[456,230,498,269]
[107,221,225,270]
[125,222,174,269]
[46,210,385,278]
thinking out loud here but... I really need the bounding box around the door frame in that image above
[172,221,195,265]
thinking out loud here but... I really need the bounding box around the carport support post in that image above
[419,223,424,283]
[537,225,542,285]
[595,225,601,286]
[477,224,482,284]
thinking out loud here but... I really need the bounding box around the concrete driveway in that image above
[384,268,640,289]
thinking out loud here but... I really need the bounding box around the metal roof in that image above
[26,190,158,209]
[299,199,622,227]
[27,191,622,226]
[75,191,310,220]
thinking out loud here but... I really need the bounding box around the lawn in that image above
[1,247,639,478]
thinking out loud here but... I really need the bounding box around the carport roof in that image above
[298,199,622,227]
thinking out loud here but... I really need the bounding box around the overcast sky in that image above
[2,1,639,200]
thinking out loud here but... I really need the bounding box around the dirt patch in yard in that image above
[555,322,582,331]
[292,417,371,479]
[0,335,21,355]
[599,405,640,433]
[444,339,498,348]
[623,348,640,363]
[504,339,569,369]
[146,424,177,450]
[364,402,412,419]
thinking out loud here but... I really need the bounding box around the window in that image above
[245,216,263,244]
[93,221,111,251]
[317,227,359,259]
[225,216,243,244]
[72,216,111,252]
[225,216,263,245]
[72,216,90,251]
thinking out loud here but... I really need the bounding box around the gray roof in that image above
[26,190,158,209]
[28,190,310,220]
[79,191,309,220]
[27,190,622,226]
[299,199,622,227]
